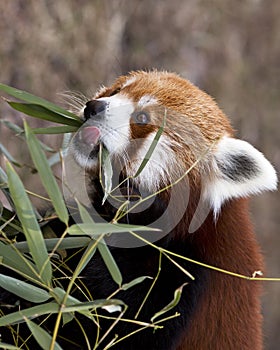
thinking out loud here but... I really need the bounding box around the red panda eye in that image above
[133,111,150,125]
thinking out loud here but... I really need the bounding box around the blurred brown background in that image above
[0,1,279,348]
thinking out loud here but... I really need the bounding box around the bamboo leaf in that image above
[0,274,50,303]
[67,222,160,236]
[121,276,152,291]
[73,239,97,278]
[151,283,188,322]
[7,102,81,127]
[77,201,95,223]
[0,143,21,167]
[25,122,68,225]
[0,119,24,135]
[97,239,122,286]
[0,165,8,184]
[101,146,113,205]
[32,125,78,134]
[0,298,124,327]
[0,83,79,120]
[53,287,124,314]
[62,299,125,313]
[25,318,63,350]
[0,302,59,326]
[6,161,52,284]
[14,237,91,253]
[52,287,81,305]
[70,203,97,276]
[134,112,166,178]
[0,241,39,281]
[53,286,81,323]
[0,343,20,349]
[0,120,56,153]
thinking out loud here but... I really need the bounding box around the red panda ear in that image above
[203,136,278,215]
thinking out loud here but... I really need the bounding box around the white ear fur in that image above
[203,136,278,216]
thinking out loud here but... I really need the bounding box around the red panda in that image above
[0,71,278,349]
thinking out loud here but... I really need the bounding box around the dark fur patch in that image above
[217,153,260,182]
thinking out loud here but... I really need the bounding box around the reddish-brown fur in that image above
[177,198,263,349]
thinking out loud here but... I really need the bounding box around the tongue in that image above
[81,126,101,147]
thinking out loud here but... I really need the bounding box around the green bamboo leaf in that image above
[134,111,166,178]
[25,122,68,225]
[74,240,97,278]
[121,276,152,291]
[0,166,12,208]
[77,201,95,223]
[6,162,52,284]
[0,143,21,167]
[0,302,59,327]
[98,239,122,286]
[0,120,56,153]
[67,222,160,236]
[0,119,24,135]
[8,102,81,127]
[0,274,50,303]
[14,237,91,253]
[0,188,15,213]
[53,287,80,324]
[32,125,78,134]
[0,301,60,328]
[53,287,81,305]
[0,213,22,237]
[0,299,124,327]
[151,282,188,322]
[53,287,124,315]
[0,165,8,184]
[0,342,20,349]
[0,241,39,281]
[70,203,97,276]
[25,318,63,350]
[0,83,79,120]
[63,299,124,313]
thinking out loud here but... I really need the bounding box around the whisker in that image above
[58,91,89,114]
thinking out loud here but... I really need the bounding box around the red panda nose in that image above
[84,100,108,120]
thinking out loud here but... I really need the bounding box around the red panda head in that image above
[69,71,277,219]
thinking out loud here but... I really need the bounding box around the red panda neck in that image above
[193,198,263,274]
[177,198,264,350]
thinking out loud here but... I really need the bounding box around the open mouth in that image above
[72,125,102,164]
[81,125,101,148]
[82,126,101,161]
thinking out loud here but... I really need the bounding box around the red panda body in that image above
[0,71,277,349]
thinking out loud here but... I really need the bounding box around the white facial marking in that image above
[127,133,179,192]
[93,94,134,154]
[138,95,158,108]
[70,94,134,170]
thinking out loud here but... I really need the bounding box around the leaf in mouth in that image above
[99,144,113,205]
